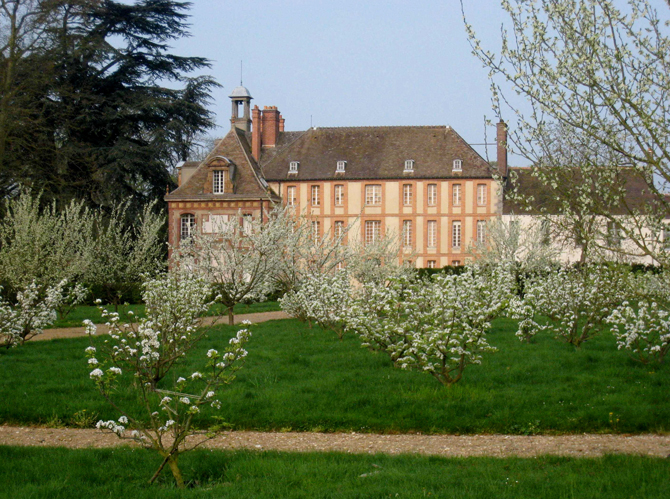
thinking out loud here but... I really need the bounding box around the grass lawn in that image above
[1,446,668,498]
[50,301,282,328]
[0,318,668,434]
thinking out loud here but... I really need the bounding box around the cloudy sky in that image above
[170,0,527,164]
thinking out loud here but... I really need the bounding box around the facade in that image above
[166,86,508,267]
[502,167,663,264]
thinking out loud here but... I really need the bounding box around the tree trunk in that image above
[167,454,185,489]
[227,307,235,326]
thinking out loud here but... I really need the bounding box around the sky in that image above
[169,0,525,165]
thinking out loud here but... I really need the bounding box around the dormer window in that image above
[289,161,299,173]
[453,159,463,172]
[404,159,415,172]
[212,170,225,194]
[336,160,346,173]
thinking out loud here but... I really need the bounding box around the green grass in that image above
[0,446,668,498]
[1,318,669,433]
[50,301,282,328]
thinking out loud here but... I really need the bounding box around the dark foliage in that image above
[0,0,219,215]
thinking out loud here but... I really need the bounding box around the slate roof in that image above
[503,166,666,216]
[260,126,495,181]
[166,128,278,202]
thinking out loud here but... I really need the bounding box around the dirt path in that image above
[36,311,289,341]
[1,426,668,457]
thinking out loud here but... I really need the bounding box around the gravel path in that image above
[1,426,669,457]
[36,311,289,341]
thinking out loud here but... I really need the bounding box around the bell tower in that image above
[229,85,252,132]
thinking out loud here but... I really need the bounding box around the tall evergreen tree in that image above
[0,0,218,213]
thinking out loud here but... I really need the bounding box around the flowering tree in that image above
[469,215,559,270]
[174,209,282,325]
[463,0,670,263]
[608,299,670,364]
[516,265,631,347]
[0,191,94,303]
[85,269,250,488]
[86,201,166,310]
[0,280,65,349]
[345,266,515,386]
[280,269,354,339]
[0,288,19,349]
[607,270,670,364]
[270,208,355,294]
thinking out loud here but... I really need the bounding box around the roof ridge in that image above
[308,125,449,130]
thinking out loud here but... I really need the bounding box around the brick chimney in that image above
[261,106,280,148]
[496,120,508,178]
[252,105,262,161]
[279,114,285,132]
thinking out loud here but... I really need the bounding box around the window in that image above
[365,220,381,245]
[289,161,299,173]
[365,184,382,205]
[452,221,462,248]
[427,184,437,206]
[334,221,344,238]
[213,170,225,194]
[404,159,415,172]
[452,260,461,266]
[427,220,437,248]
[477,184,487,206]
[427,260,436,269]
[402,220,412,248]
[334,184,344,206]
[403,184,413,206]
[287,186,297,206]
[607,220,621,247]
[311,220,321,240]
[311,185,320,206]
[453,159,462,171]
[336,160,346,172]
[452,184,462,206]
[242,214,253,236]
[476,220,486,245]
[180,214,195,241]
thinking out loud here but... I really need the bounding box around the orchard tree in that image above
[173,209,284,325]
[345,266,515,386]
[463,0,670,264]
[280,269,354,339]
[516,264,631,347]
[607,269,670,364]
[86,268,250,488]
[0,191,94,293]
[270,208,355,294]
[469,215,559,270]
[0,280,65,349]
[85,201,166,310]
